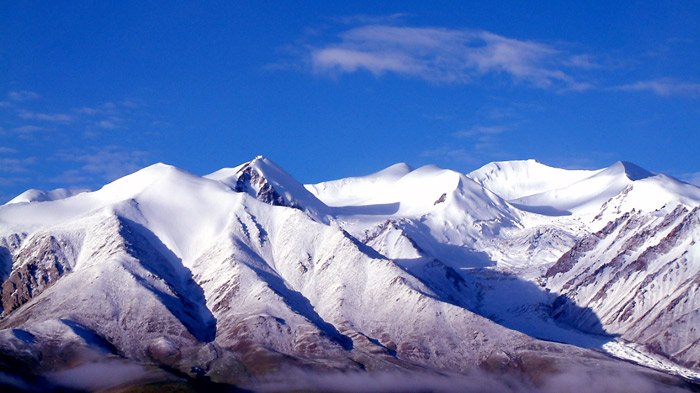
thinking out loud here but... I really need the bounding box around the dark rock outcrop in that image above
[1,234,72,315]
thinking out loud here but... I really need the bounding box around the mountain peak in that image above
[206,157,329,221]
[469,159,599,201]
[250,155,272,166]
[373,162,413,178]
[610,161,654,181]
[247,155,285,173]
[233,161,291,206]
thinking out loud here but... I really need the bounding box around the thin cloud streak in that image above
[330,13,409,26]
[0,91,160,196]
[18,110,74,123]
[420,147,480,164]
[309,25,595,90]
[52,146,151,185]
[453,125,509,138]
[11,125,47,134]
[615,78,700,97]
[7,90,40,102]
[95,117,123,130]
[0,157,37,174]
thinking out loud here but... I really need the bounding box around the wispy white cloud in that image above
[75,100,140,116]
[452,125,509,138]
[0,90,40,108]
[330,13,409,26]
[308,25,595,90]
[420,101,523,165]
[294,23,700,98]
[615,78,700,97]
[18,109,74,123]
[0,157,37,174]
[52,146,151,185]
[73,100,143,133]
[426,127,508,162]
[3,95,151,141]
[75,107,100,115]
[11,125,47,134]
[7,90,40,102]
[0,177,26,187]
[95,117,123,130]
[0,92,159,198]
[564,54,602,70]
[449,122,513,159]
[420,147,477,163]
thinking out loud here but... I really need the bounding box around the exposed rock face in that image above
[234,163,297,208]
[434,193,447,205]
[546,205,700,369]
[0,213,218,365]
[545,213,630,280]
[1,234,74,315]
[0,233,24,280]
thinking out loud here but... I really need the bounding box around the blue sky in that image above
[1,2,699,202]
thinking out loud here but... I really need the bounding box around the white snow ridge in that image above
[0,156,699,392]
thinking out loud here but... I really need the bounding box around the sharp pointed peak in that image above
[250,154,270,165]
[205,156,286,182]
[241,155,286,173]
[204,155,329,220]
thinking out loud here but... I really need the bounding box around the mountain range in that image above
[0,156,698,392]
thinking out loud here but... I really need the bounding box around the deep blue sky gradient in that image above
[1,2,699,202]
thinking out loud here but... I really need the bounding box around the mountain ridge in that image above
[1,156,699,391]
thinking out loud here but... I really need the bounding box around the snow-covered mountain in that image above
[471,158,700,376]
[4,187,88,205]
[468,159,600,201]
[0,156,699,391]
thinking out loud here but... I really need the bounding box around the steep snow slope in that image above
[468,159,600,200]
[5,188,88,205]
[306,162,413,207]
[545,205,700,370]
